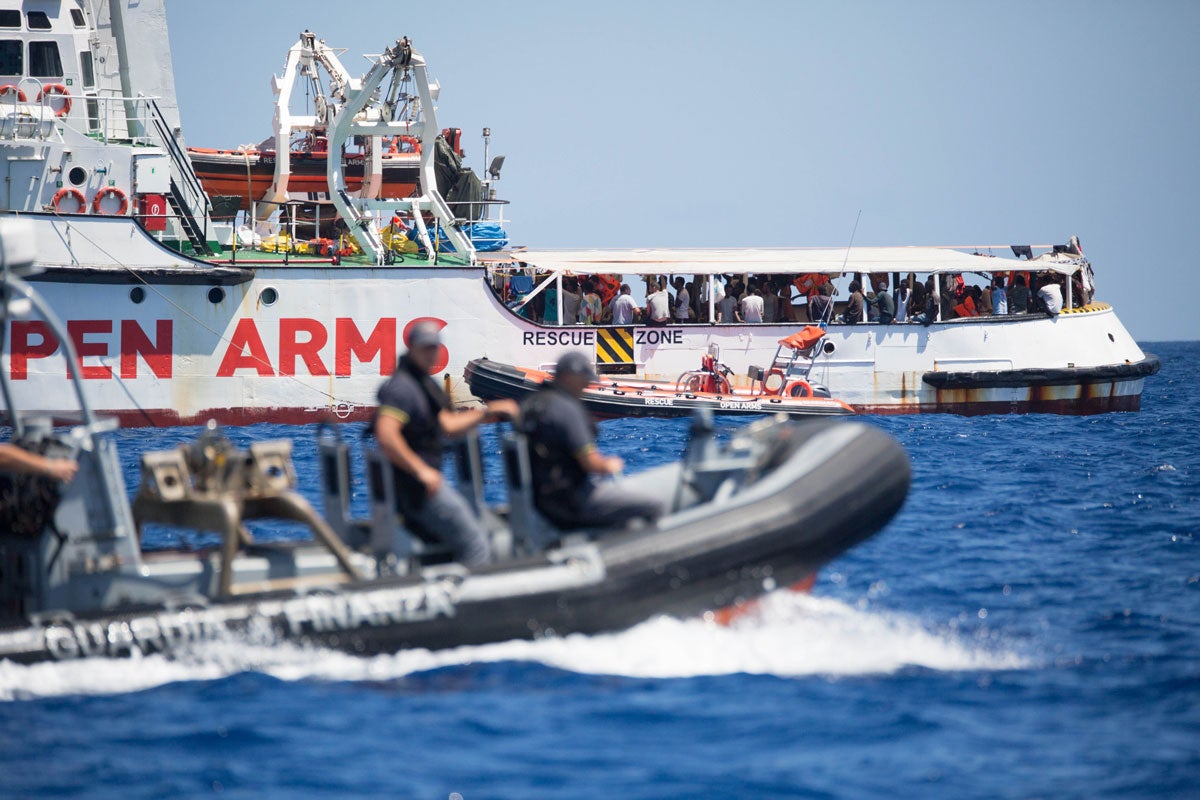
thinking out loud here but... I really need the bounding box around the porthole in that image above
[68,166,87,186]
[1107,333,1115,342]
[207,287,225,304]
[129,286,146,304]
[259,286,278,306]
[822,340,837,355]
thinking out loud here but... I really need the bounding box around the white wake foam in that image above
[0,592,1028,701]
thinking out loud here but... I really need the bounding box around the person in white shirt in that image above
[740,287,765,323]
[1038,278,1063,315]
[894,279,910,323]
[646,280,671,326]
[611,284,637,325]
[673,277,691,323]
[717,283,738,324]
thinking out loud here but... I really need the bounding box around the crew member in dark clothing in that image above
[520,351,664,531]
[808,283,833,323]
[842,280,864,324]
[372,322,518,566]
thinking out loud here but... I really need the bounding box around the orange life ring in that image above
[51,187,87,214]
[92,187,130,216]
[388,135,420,154]
[0,84,26,102]
[764,367,787,394]
[785,379,813,398]
[37,84,71,116]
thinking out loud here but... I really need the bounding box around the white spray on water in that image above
[0,592,1028,701]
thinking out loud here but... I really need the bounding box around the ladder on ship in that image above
[146,99,214,256]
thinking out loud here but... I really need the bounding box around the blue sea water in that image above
[1,342,1197,799]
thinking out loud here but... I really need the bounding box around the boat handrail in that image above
[58,90,165,147]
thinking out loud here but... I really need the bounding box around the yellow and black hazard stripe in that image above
[1060,302,1111,315]
[596,326,635,364]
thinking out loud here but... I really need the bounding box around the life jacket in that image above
[594,274,621,307]
[793,273,829,297]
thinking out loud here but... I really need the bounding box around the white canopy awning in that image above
[493,246,1083,276]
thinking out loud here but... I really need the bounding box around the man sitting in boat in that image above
[520,352,664,532]
[372,323,519,565]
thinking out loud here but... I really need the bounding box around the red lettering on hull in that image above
[402,317,449,374]
[121,320,172,379]
[216,319,274,377]
[279,318,330,377]
[67,320,113,379]
[7,316,447,381]
[9,319,174,381]
[9,321,57,380]
[335,318,396,376]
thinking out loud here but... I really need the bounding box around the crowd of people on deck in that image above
[494,266,1095,327]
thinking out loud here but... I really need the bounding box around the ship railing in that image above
[65,89,164,146]
[213,197,511,265]
[444,197,510,253]
[0,78,61,141]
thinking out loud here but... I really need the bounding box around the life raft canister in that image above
[92,186,129,216]
[37,84,71,117]
[51,187,87,214]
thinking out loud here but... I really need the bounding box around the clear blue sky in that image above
[168,0,1199,341]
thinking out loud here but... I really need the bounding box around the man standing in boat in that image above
[372,323,519,566]
[520,352,664,532]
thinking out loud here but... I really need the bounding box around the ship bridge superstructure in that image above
[0,0,212,254]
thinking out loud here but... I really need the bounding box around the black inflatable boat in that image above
[0,411,909,664]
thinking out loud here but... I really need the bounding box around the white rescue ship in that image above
[0,1,1158,426]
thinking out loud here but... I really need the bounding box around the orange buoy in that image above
[92,187,130,216]
[36,83,71,116]
[51,187,87,214]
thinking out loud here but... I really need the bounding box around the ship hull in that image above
[3,216,1157,425]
